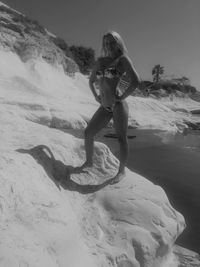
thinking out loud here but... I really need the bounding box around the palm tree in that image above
[152,64,164,83]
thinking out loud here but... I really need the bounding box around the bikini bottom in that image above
[102,101,123,113]
[103,106,113,113]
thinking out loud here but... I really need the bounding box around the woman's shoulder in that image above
[118,54,140,81]
[118,54,132,66]
[97,56,112,63]
[96,56,113,69]
[92,58,105,70]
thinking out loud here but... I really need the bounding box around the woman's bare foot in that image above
[74,160,93,172]
[109,170,126,185]
[82,160,93,168]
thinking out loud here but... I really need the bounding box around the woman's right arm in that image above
[89,61,101,103]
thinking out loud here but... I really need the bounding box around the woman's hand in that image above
[115,94,123,102]
[95,95,101,103]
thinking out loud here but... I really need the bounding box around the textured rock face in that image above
[173,246,200,267]
[0,111,185,267]
[0,2,192,266]
[0,48,186,267]
[0,2,79,74]
[79,170,185,267]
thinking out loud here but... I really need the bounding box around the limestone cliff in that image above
[0,2,197,267]
[0,2,78,75]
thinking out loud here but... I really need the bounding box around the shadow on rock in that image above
[16,145,110,194]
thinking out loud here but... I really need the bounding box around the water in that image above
[97,128,200,253]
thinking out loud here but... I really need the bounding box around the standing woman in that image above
[81,31,140,184]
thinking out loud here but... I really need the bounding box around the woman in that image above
[81,31,140,184]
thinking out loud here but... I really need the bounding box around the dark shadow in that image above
[104,133,136,139]
[57,128,85,140]
[16,145,111,194]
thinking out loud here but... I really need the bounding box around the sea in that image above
[97,127,200,253]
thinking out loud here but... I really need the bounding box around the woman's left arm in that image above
[117,55,141,101]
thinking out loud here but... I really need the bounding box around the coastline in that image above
[173,245,200,267]
[96,127,200,253]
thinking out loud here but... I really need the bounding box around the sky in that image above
[3,0,200,89]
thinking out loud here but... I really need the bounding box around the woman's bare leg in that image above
[81,106,113,168]
[110,100,129,183]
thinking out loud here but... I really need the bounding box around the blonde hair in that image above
[101,31,128,57]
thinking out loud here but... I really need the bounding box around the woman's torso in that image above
[96,56,124,109]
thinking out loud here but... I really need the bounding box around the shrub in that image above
[0,17,10,24]
[0,5,19,16]
[184,85,197,94]
[69,45,95,74]
[3,22,23,36]
[51,36,72,58]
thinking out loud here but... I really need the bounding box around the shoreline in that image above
[96,128,200,253]
[62,126,200,253]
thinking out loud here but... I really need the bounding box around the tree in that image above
[180,76,190,86]
[152,64,164,83]
[69,45,95,74]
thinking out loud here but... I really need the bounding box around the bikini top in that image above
[96,67,120,79]
[96,56,123,80]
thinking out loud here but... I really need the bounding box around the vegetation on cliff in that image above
[0,3,95,75]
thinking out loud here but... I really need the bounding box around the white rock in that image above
[0,49,187,267]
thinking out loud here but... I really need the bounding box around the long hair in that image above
[101,31,128,57]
